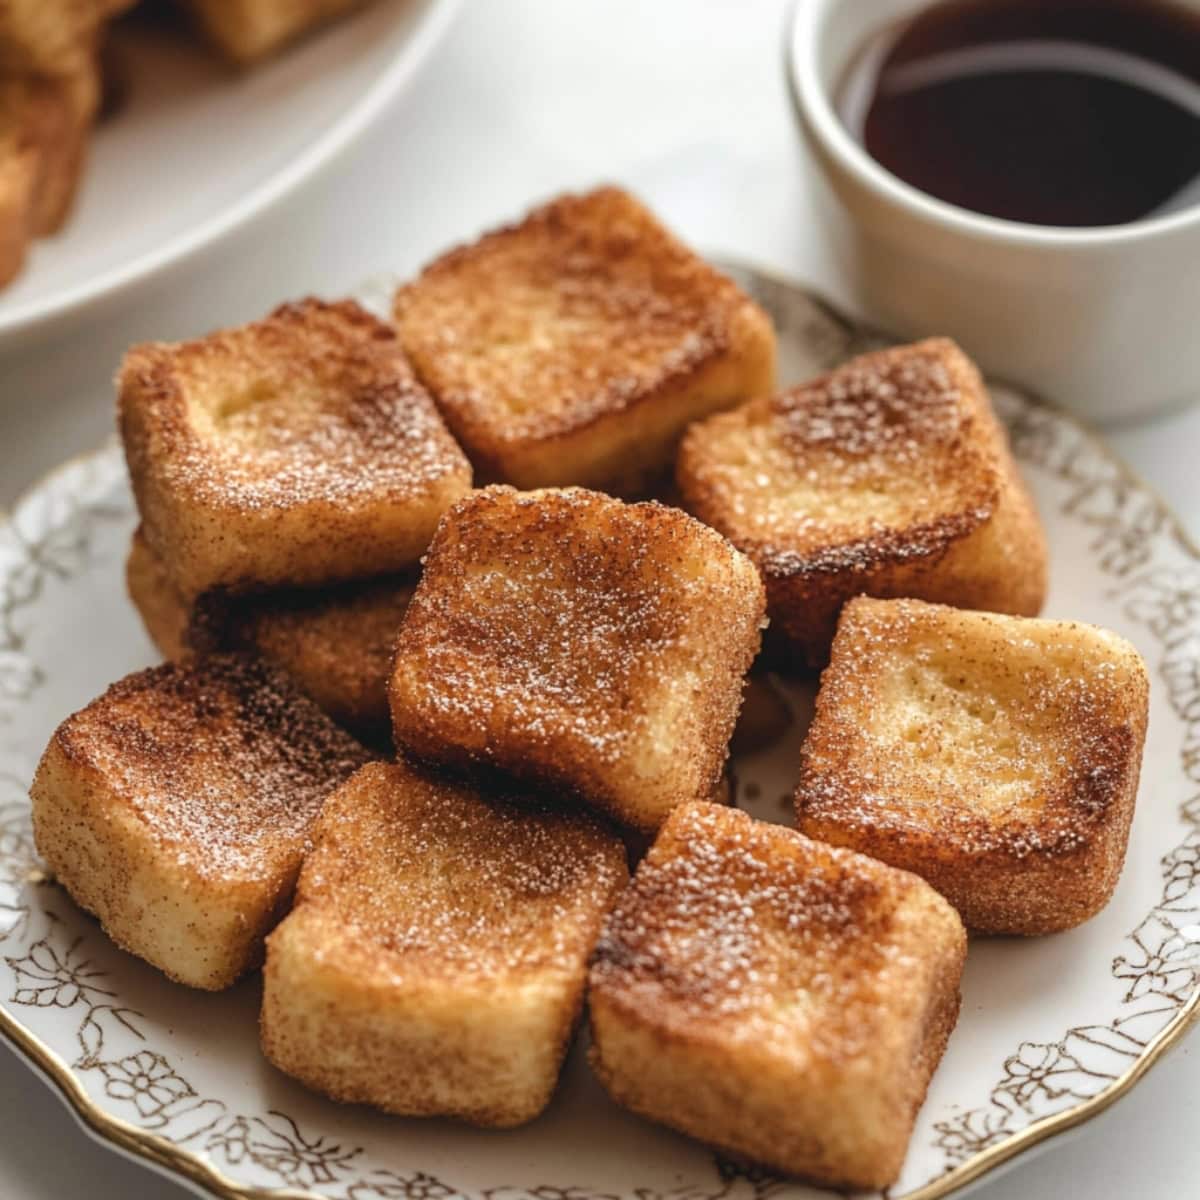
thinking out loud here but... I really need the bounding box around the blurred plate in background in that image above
[0,0,461,350]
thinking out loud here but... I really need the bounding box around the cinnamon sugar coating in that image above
[393,187,776,494]
[126,529,415,743]
[795,597,1150,934]
[261,760,627,1126]
[30,655,371,989]
[677,337,1046,666]
[588,802,965,1189]
[118,298,471,600]
[389,485,766,833]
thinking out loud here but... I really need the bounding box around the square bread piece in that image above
[183,0,364,63]
[126,529,415,743]
[677,337,1047,667]
[588,802,966,1190]
[260,759,628,1126]
[119,298,472,600]
[389,485,766,833]
[795,597,1150,935]
[30,655,371,990]
[393,187,776,494]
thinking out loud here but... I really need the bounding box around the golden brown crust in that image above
[587,802,966,1189]
[389,485,765,833]
[677,338,1047,666]
[794,597,1150,934]
[393,187,776,494]
[30,655,371,989]
[118,298,472,599]
[260,760,628,1125]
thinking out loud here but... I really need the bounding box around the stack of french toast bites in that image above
[30,187,1151,1190]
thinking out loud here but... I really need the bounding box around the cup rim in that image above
[786,0,1200,249]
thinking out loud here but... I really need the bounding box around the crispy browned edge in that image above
[677,338,1048,668]
[392,186,777,493]
[795,598,1151,935]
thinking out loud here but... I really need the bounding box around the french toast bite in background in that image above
[588,802,966,1189]
[0,0,128,76]
[118,299,472,600]
[30,655,370,990]
[677,337,1046,667]
[795,597,1150,935]
[0,63,101,285]
[261,759,627,1126]
[393,186,776,494]
[126,529,415,743]
[182,0,367,64]
[388,485,766,833]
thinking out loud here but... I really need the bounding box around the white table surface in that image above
[1,2,1197,1197]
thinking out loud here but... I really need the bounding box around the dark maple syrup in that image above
[838,0,1200,227]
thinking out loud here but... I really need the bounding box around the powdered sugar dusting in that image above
[54,654,371,879]
[295,761,627,977]
[120,299,470,512]
[590,803,959,1059]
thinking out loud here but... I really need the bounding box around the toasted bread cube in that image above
[393,187,776,494]
[261,760,627,1125]
[588,802,965,1189]
[795,598,1150,935]
[677,338,1047,667]
[126,529,415,742]
[30,655,371,989]
[389,486,766,832]
[183,0,364,64]
[119,299,472,600]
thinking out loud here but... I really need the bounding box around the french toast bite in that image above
[0,0,126,75]
[588,802,966,1189]
[260,760,627,1126]
[118,298,472,600]
[126,529,415,742]
[389,485,766,832]
[393,187,776,494]
[795,597,1150,935]
[30,655,370,990]
[183,0,365,63]
[677,337,1046,666]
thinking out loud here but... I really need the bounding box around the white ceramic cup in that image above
[787,0,1200,423]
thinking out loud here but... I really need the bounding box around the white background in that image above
[1,2,1197,1197]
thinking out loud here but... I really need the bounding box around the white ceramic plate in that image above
[1,266,1198,1200]
[0,0,460,349]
